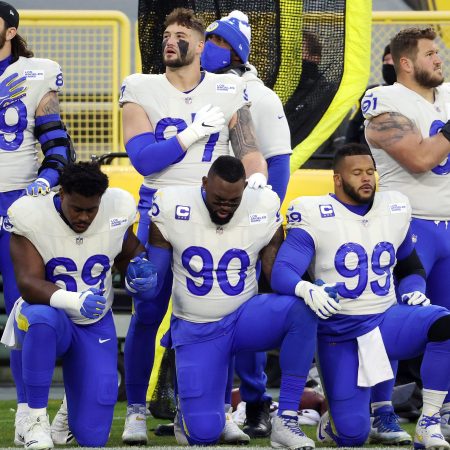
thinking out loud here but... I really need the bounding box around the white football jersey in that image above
[120,71,247,189]
[286,191,411,315]
[241,65,291,159]
[7,188,136,325]
[363,82,450,220]
[0,57,63,192]
[151,185,282,322]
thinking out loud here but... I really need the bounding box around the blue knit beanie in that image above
[205,10,251,63]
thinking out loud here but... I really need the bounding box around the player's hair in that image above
[11,33,34,61]
[59,162,109,197]
[333,143,376,172]
[164,8,205,37]
[208,155,246,183]
[390,27,436,70]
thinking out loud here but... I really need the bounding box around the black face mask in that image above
[382,64,396,85]
[301,59,320,80]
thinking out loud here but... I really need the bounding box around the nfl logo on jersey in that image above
[175,205,191,221]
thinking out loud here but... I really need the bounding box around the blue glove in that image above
[78,288,106,319]
[26,178,50,196]
[0,73,27,108]
[125,253,158,295]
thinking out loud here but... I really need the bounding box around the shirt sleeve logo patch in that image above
[319,204,335,218]
[175,205,191,220]
[249,213,268,224]
[110,217,128,229]
[216,83,236,94]
[23,69,45,80]
[389,203,407,214]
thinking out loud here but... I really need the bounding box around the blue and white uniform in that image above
[363,82,450,309]
[7,188,136,446]
[272,192,450,447]
[0,56,64,405]
[119,70,249,406]
[149,185,318,445]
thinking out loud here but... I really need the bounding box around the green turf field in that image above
[0,399,417,448]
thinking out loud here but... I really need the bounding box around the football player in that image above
[4,162,149,449]
[272,144,450,450]
[119,8,267,444]
[363,26,450,437]
[0,2,74,444]
[128,155,318,447]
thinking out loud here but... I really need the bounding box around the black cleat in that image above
[243,399,272,438]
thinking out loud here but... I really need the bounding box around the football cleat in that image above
[414,413,450,450]
[243,399,272,438]
[220,411,250,444]
[14,410,28,446]
[24,414,54,450]
[316,411,335,444]
[441,406,450,442]
[369,405,412,445]
[122,404,148,445]
[50,398,75,445]
[271,414,315,449]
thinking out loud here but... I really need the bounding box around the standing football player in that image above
[363,26,450,436]
[0,2,74,444]
[119,8,267,444]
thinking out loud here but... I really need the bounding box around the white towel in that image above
[0,298,24,349]
[357,326,394,387]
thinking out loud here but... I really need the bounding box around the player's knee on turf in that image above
[177,366,224,444]
[70,374,117,447]
[334,412,370,446]
[183,411,224,445]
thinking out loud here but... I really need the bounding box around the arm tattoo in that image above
[229,105,258,159]
[367,112,419,147]
[37,91,60,116]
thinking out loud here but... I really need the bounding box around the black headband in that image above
[0,2,18,29]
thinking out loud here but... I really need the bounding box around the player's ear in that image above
[6,26,16,41]
[201,176,207,189]
[333,173,341,187]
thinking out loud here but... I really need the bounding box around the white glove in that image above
[246,172,267,189]
[401,291,430,307]
[50,288,107,319]
[295,280,342,319]
[177,103,225,148]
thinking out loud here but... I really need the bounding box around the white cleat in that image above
[220,411,250,444]
[316,411,334,444]
[441,406,450,442]
[122,404,148,445]
[369,405,412,445]
[24,414,54,450]
[50,399,75,445]
[414,413,450,450]
[271,414,315,450]
[14,410,28,446]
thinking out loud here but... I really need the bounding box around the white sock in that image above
[16,403,29,414]
[28,407,47,418]
[280,410,297,417]
[422,389,447,417]
[371,401,392,414]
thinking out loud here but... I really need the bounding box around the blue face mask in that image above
[201,40,231,72]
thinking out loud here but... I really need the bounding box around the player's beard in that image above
[206,204,234,226]
[163,39,194,68]
[342,179,375,205]
[414,63,444,88]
